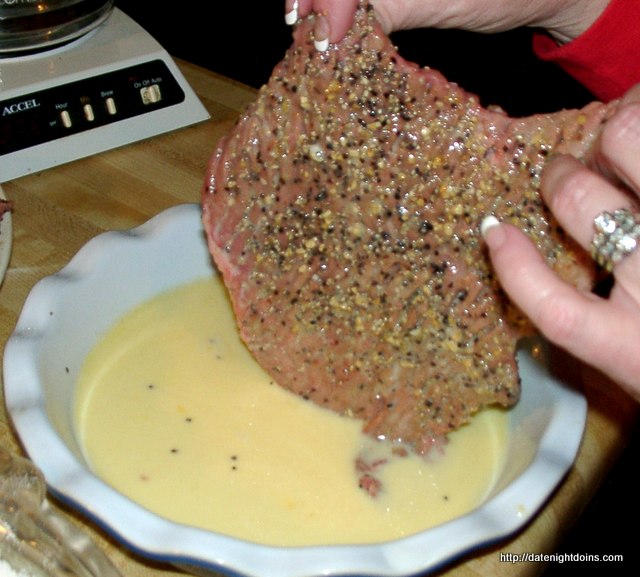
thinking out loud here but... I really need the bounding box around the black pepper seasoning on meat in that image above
[202,0,610,454]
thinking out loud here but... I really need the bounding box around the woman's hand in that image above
[285,0,609,44]
[482,84,640,400]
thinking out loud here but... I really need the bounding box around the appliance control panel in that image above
[0,59,185,156]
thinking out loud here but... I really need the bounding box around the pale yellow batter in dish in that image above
[75,276,508,546]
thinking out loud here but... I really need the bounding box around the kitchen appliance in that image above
[0,5,210,182]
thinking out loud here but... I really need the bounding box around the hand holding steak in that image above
[203,1,615,453]
[483,84,640,401]
[288,0,610,44]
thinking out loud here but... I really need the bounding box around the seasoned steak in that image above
[202,1,612,453]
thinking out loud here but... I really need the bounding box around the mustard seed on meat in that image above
[202,0,613,454]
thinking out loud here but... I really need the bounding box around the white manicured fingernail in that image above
[314,12,330,51]
[480,215,501,238]
[285,0,299,25]
[314,37,329,51]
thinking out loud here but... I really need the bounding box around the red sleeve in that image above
[532,0,640,102]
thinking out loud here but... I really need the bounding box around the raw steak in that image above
[202,0,612,453]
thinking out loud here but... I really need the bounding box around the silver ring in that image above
[591,208,640,272]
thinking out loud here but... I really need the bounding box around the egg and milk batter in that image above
[75,276,508,546]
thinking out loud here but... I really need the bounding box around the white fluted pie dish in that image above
[3,203,587,577]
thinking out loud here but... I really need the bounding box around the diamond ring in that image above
[591,208,640,272]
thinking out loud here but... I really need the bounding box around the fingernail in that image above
[480,215,508,249]
[285,0,299,25]
[480,215,500,239]
[314,12,330,51]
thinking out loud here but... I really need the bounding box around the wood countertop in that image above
[0,60,637,577]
